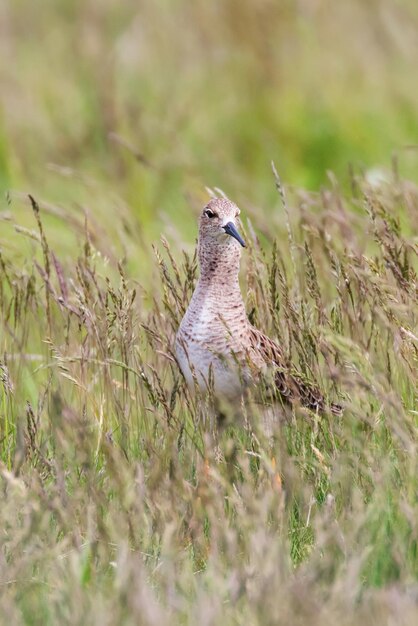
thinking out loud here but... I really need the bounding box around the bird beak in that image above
[223,222,246,248]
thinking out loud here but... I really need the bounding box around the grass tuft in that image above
[1,168,417,624]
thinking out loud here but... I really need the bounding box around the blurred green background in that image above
[1,0,418,245]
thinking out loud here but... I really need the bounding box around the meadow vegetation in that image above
[1,1,418,624]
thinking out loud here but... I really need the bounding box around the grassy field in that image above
[1,1,418,624]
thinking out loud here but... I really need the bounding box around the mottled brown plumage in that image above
[176,197,341,416]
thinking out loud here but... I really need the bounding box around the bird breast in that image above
[176,286,252,399]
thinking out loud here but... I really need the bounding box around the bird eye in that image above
[204,209,217,218]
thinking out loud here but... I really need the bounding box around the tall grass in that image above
[1,165,417,624]
[1,1,418,622]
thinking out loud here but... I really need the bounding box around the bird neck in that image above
[198,240,241,290]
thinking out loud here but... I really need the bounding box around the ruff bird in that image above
[176,198,341,416]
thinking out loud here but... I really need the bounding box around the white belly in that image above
[175,337,246,400]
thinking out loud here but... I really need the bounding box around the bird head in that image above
[198,198,246,249]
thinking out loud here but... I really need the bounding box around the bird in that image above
[176,197,342,417]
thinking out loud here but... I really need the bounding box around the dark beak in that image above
[223,222,246,248]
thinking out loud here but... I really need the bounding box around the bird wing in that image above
[248,326,342,416]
